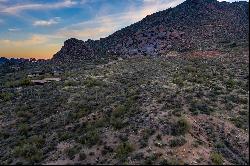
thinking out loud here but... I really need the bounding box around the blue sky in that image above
[0,0,248,59]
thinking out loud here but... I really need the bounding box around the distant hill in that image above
[0,57,9,65]
[52,0,249,62]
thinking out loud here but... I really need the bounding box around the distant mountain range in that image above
[52,0,249,62]
[0,57,41,65]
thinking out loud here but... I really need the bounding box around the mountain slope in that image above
[52,0,249,62]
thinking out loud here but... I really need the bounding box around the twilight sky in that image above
[0,0,248,59]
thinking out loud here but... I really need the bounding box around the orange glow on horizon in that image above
[0,44,61,60]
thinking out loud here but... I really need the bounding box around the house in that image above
[28,71,45,78]
[31,77,61,85]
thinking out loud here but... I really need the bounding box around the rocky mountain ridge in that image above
[52,0,249,62]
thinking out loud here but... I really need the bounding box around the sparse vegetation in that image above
[210,152,224,165]
[0,42,248,165]
[172,118,191,136]
[169,137,187,147]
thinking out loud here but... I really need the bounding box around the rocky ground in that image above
[0,44,249,165]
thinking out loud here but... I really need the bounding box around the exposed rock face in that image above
[52,0,249,62]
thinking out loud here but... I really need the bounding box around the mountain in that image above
[52,0,249,62]
[0,57,9,65]
[0,57,30,65]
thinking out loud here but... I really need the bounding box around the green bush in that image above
[173,77,185,87]
[140,129,155,147]
[65,146,79,160]
[30,135,45,148]
[144,154,158,165]
[190,100,214,115]
[226,79,237,89]
[18,123,30,136]
[13,143,43,163]
[169,137,187,147]
[115,142,134,160]
[110,117,126,130]
[172,118,191,136]
[6,78,33,88]
[71,106,91,119]
[64,80,79,86]
[84,77,103,88]
[79,130,100,147]
[210,152,223,165]
[58,132,72,141]
[0,92,13,101]
[112,105,127,118]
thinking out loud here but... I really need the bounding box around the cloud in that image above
[1,0,77,14]
[218,0,249,1]
[0,35,48,47]
[8,28,20,32]
[33,17,60,27]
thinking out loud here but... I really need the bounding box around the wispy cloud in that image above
[33,17,60,27]
[8,28,20,32]
[0,34,48,46]
[0,0,7,3]
[1,0,77,15]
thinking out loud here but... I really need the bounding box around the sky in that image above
[0,0,248,59]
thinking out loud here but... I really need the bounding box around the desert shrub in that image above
[109,105,130,130]
[173,77,185,87]
[79,129,100,147]
[210,152,223,165]
[93,117,109,128]
[29,135,45,148]
[6,78,33,88]
[172,108,183,117]
[101,145,114,155]
[13,143,43,163]
[172,118,191,136]
[84,77,103,88]
[185,66,197,73]
[140,128,155,148]
[79,152,87,161]
[64,80,79,86]
[71,106,91,119]
[16,110,33,121]
[230,115,248,130]
[112,105,127,118]
[0,92,13,101]
[18,123,30,136]
[190,99,214,115]
[226,79,237,89]
[169,137,187,147]
[156,134,162,140]
[115,142,134,160]
[110,117,127,130]
[226,42,237,48]
[58,132,72,141]
[65,146,80,160]
[144,154,158,165]
[0,130,10,139]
